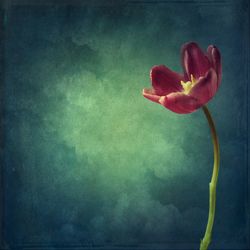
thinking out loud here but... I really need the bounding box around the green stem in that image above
[200,105,220,250]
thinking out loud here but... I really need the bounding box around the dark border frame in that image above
[0,0,249,249]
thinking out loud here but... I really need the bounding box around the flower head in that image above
[143,42,222,114]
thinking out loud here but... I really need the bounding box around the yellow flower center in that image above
[180,74,197,94]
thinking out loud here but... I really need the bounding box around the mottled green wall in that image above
[3,1,248,248]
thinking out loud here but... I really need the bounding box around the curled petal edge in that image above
[142,88,161,103]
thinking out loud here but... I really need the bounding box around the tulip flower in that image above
[142,42,222,250]
[143,42,221,114]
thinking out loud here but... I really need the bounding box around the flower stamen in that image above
[180,74,197,94]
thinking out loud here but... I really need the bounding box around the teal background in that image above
[3,0,249,249]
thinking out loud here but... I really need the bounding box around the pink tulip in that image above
[143,42,222,114]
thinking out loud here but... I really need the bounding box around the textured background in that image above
[2,0,249,249]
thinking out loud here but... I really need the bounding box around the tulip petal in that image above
[159,92,200,114]
[207,45,222,86]
[181,42,211,80]
[189,68,218,105]
[150,65,184,96]
[142,88,161,103]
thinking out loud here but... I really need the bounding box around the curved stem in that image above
[200,105,220,250]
